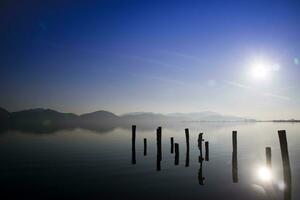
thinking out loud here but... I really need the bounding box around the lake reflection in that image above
[0,122,299,199]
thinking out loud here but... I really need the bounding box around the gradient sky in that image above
[1,0,300,119]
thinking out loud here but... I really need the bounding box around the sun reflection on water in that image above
[257,166,272,182]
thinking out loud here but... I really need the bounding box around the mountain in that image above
[0,107,254,132]
[10,108,79,126]
[167,111,248,121]
[120,111,249,123]
[0,107,10,118]
[120,112,172,123]
[0,107,10,127]
[80,110,120,124]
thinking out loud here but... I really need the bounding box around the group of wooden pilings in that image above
[131,125,210,172]
[278,130,292,200]
[231,130,292,200]
[231,130,291,187]
[131,125,292,193]
[170,136,180,166]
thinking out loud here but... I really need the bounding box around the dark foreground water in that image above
[0,122,299,200]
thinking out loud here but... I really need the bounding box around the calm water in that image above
[0,122,299,200]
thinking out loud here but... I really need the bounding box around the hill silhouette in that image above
[10,108,79,126]
[0,108,10,129]
[0,107,255,133]
[80,110,120,123]
[0,107,253,124]
[0,107,10,120]
[167,111,248,121]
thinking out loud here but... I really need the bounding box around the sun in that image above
[248,56,280,81]
[250,60,270,80]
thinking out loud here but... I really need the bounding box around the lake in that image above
[0,122,299,200]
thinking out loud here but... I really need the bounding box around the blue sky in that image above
[1,0,300,119]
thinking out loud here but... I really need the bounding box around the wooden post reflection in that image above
[278,130,292,200]
[144,138,147,156]
[198,159,205,185]
[232,131,238,183]
[266,147,271,168]
[185,128,190,167]
[131,125,136,165]
[171,137,174,154]
[175,143,179,165]
[156,127,162,171]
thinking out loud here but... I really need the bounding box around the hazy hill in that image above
[0,107,10,118]
[0,107,254,130]
[0,108,10,127]
[120,112,173,123]
[10,108,79,126]
[167,111,248,121]
[80,110,120,124]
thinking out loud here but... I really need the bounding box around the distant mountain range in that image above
[0,107,255,128]
[167,111,249,121]
[0,107,10,125]
[2,107,299,134]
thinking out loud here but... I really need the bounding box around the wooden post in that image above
[156,127,162,171]
[175,143,179,165]
[144,138,147,156]
[131,125,136,165]
[198,133,204,161]
[232,131,238,183]
[278,130,292,200]
[170,137,174,153]
[266,147,271,168]
[198,132,205,185]
[205,141,209,161]
[185,128,190,167]
[157,127,162,160]
[232,131,237,150]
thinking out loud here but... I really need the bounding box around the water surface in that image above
[0,122,299,200]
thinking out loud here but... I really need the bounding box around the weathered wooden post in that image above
[198,132,205,185]
[171,137,174,154]
[278,130,292,200]
[185,128,190,167]
[175,143,179,165]
[131,125,136,165]
[198,133,204,161]
[205,141,209,161]
[232,131,238,183]
[157,127,162,160]
[144,138,147,156]
[266,147,271,168]
[156,127,162,171]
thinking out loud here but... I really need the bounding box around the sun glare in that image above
[257,166,272,182]
[250,61,270,80]
[248,57,280,81]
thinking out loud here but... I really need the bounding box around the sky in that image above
[1,0,300,119]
